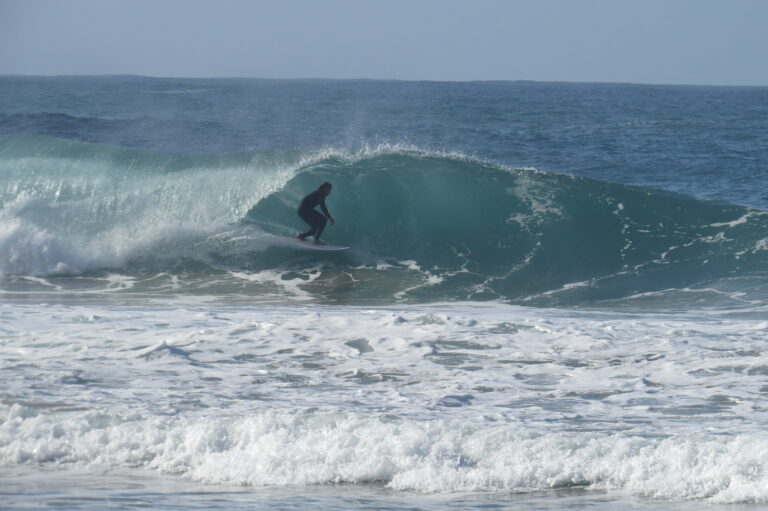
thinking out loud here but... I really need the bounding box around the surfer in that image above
[296,182,335,245]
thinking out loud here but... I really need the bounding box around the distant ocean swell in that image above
[2,405,767,503]
[1,135,766,306]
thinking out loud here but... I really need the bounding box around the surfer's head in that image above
[320,182,332,195]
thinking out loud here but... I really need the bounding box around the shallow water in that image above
[2,300,768,506]
[7,466,768,511]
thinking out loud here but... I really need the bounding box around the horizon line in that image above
[1,73,766,89]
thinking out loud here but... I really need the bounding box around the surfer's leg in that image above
[298,209,318,240]
[298,226,315,240]
[314,213,328,240]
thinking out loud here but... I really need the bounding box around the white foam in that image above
[2,301,768,502]
[709,210,767,228]
[2,406,767,502]
[0,215,88,275]
[228,267,320,300]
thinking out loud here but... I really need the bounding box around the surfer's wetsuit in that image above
[298,189,331,240]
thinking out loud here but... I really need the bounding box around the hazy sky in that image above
[2,0,767,85]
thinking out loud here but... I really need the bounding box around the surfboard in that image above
[282,237,349,251]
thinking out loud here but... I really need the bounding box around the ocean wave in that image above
[1,136,766,306]
[2,405,767,503]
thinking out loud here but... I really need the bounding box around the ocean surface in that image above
[1,76,767,510]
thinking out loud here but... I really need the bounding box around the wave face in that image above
[247,152,768,306]
[1,135,767,307]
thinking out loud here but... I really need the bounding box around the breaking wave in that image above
[1,135,766,306]
[3,405,768,503]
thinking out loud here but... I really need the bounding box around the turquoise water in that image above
[1,76,767,509]
[1,78,767,307]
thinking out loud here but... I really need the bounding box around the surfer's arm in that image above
[320,198,334,223]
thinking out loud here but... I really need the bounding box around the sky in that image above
[1,0,767,85]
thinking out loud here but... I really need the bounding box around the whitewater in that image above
[1,76,768,510]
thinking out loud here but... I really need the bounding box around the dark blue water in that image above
[2,76,767,208]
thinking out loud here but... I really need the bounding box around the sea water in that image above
[1,76,768,509]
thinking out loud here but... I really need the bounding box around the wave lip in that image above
[2,406,767,503]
